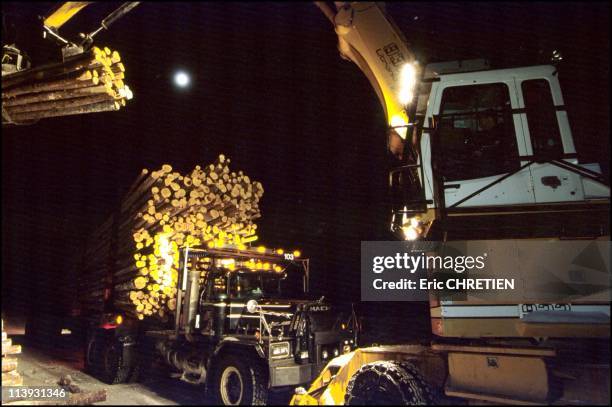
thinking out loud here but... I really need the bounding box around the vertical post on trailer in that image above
[175,246,189,334]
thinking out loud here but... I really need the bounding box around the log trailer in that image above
[79,244,357,405]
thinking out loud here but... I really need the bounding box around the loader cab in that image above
[390,61,610,240]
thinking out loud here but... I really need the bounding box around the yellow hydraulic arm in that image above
[42,2,140,54]
[43,2,93,31]
[316,2,420,156]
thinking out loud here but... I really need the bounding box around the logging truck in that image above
[78,245,357,405]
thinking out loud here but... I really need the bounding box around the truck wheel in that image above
[100,338,133,384]
[84,335,99,375]
[211,355,268,405]
[345,361,437,405]
[128,340,156,383]
[84,334,132,384]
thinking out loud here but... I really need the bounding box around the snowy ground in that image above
[1,303,432,405]
[2,318,291,405]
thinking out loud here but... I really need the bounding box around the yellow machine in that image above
[291,2,610,405]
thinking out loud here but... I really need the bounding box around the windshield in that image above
[227,268,305,300]
[229,272,283,299]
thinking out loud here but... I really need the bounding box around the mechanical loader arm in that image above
[316,2,421,157]
[43,2,140,57]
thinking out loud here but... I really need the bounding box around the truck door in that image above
[199,274,227,336]
[515,76,586,203]
[431,80,535,208]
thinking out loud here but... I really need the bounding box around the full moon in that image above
[173,71,190,88]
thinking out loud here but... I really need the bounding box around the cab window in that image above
[521,79,563,158]
[436,83,520,181]
[209,276,227,299]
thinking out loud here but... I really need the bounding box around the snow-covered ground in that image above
[3,322,291,405]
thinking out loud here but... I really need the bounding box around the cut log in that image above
[9,100,120,122]
[2,357,18,373]
[5,92,115,114]
[2,84,113,107]
[1,370,23,386]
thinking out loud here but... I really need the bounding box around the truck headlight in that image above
[270,341,290,358]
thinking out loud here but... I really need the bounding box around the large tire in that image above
[83,335,98,375]
[345,361,437,405]
[210,354,268,405]
[84,333,133,384]
[127,338,157,383]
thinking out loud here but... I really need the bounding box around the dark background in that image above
[2,2,609,341]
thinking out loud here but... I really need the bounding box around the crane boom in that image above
[323,2,420,155]
[43,2,93,31]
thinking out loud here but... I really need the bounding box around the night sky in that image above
[2,2,609,324]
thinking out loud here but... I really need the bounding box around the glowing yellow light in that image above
[257,246,266,253]
[398,62,417,105]
[402,225,419,241]
[238,244,247,250]
[115,315,123,325]
[276,249,284,255]
[208,241,215,248]
[263,263,270,270]
[158,234,174,277]
[410,217,420,228]
[293,250,301,258]
[390,114,408,140]
[220,258,235,268]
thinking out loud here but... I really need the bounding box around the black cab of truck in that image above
[179,246,358,403]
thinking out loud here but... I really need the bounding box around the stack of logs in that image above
[79,154,264,322]
[2,319,22,386]
[2,46,132,125]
